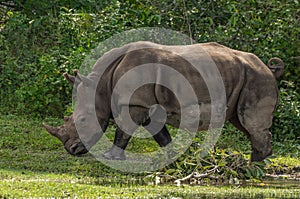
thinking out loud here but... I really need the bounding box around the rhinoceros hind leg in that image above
[229,115,250,139]
[236,96,276,162]
[230,114,272,162]
[144,123,172,147]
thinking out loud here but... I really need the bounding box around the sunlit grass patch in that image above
[0,114,300,197]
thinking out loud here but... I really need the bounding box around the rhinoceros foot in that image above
[103,146,126,160]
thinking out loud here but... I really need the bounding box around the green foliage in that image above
[1,115,300,188]
[152,124,300,184]
[0,0,299,140]
[272,81,300,141]
[0,0,163,116]
[158,140,268,185]
[0,0,299,191]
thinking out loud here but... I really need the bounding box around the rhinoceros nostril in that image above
[69,143,88,155]
[69,144,77,155]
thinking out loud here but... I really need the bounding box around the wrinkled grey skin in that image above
[44,41,284,162]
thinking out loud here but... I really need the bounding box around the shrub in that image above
[272,81,300,141]
[0,0,299,143]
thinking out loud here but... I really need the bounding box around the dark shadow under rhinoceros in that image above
[43,41,284,162]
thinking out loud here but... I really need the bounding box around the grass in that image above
[1,171,300,198]
[0,114,299,198]
[1,170,300,198]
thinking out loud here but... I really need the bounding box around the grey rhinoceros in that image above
[43,41,284,162]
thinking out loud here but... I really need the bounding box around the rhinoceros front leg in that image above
[103,127,132,160]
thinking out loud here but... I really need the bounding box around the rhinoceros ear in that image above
[73,69,78,76]
[64,69,95,88]
[63,72,76,85]
[43,123,59,137]
[63,69,79,85]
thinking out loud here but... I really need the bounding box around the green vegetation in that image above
[1,0,299,139]
[0,0,299,197]
[1,115,299,197]
[1,172,299,198]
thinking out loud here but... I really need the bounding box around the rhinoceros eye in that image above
[75,115,87,124]
[79,117,86,123]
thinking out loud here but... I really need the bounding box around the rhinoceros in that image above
[43,41,284,162]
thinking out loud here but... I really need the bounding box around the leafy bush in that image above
[0,0,299,142]
[152,144,269,185]
[0,1,155,116]
[272,81,300,141]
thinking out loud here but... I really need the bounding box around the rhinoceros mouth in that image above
[64,132,102,156]
[68,142,88,156]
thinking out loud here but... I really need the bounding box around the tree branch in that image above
[174,165,219,186]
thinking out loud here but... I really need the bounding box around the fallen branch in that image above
[175,166,219,186]
[266,174,300,180]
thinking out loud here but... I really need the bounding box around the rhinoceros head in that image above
[44,70,106,155]
[50,70,104,155]
[43,115,88,155]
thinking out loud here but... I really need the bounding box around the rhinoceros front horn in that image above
[43,123,59,137]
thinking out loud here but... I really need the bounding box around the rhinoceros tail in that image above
[267,57,284,79]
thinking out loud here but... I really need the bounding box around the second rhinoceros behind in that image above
[44,41,284,162]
